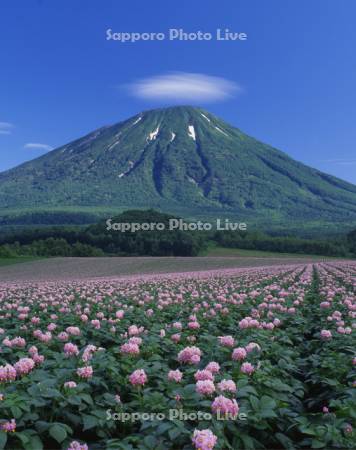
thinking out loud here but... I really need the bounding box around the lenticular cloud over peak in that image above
[128,72,240,102]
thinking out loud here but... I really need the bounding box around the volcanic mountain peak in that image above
[119,105,233,143]
[0,105,356,233]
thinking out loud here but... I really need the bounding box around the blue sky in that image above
[1,0,356,183]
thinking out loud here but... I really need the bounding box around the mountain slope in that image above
[1,106,356,231]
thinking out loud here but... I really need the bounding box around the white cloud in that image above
[128,72,240,103]
[0,122,14,135]
[24,143,53,151]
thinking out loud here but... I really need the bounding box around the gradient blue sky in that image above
[1,0,356,183]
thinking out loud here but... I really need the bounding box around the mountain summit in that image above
[1,106,356,231]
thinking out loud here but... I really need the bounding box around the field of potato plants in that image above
[0,262,355,450]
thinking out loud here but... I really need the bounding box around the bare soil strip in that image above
[0,256,330,282]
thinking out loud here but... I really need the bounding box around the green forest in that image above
[0,210,355,258]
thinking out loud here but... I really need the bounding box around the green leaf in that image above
[41,388,62,399]
[168,427,182,440]
[239,434,258,450]
[68,396,82,406]
[35,421,50,433]
[49,424,67,443]
[299,427,317,436]
[80,393,94,405]
[10,405,23,418]
[156,422,172,435]
[83,415,98,431]
[275,433,295,449]
[311,439,326,448]
[143,435,157,448]
[0,433,7,450]
[237,386,258,397]
[249,395,259,411]
[260,395,277,409]
[260,409,277,418]
[26,435,43,450]
[31,398,47,407]
[16,432,30,445]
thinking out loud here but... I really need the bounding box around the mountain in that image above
[1,105,356,234]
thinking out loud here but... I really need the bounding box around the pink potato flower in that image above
[77,366,93,379]
[194,370,214,381]
[67,441,88,450]
[232,347,247,361]
[205,362,220,374]
[1,419,16,432]
[0,364,17,383]
[217,379,237,393]
[218,335,235,347]
[14,358,35,376]
[129,369,147,386]
[168,369,183,383]
[320,329,332,340]
[211,395,239,416]
[177,346,202,365]
[64,343,79,357]
[196,380,215,396]
[120,342,140,356]
[240,362,255,375]
[192,429,218,450]
[245,342,261,353]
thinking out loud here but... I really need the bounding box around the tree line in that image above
[0,210,355,258]
[0,210,205,257]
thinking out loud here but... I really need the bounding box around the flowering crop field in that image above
[0,262,355,450]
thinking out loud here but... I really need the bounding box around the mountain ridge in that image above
[0,105,356,233]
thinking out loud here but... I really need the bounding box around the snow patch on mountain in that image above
[188,125,196,141]
[148,126,160,141]
[107,138,121,151]
[188,176,198,185]
[118,161,134,178]
[215,126,228,137]
[132,116,142,126]
[201,113,211,122]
